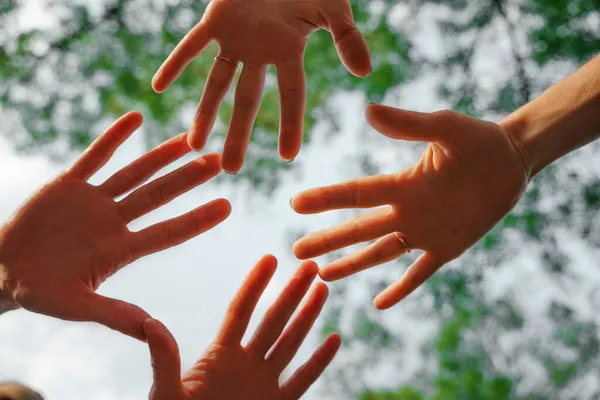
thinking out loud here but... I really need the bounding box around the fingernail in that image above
[289,197,295,209]
[224,170,238,176]
[283,157,295,163]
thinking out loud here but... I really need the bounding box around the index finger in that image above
[216,255,278,345]
[68,111,143,181]
[152,22,213,93]
[277,60,306,162]
[290,174,401,214]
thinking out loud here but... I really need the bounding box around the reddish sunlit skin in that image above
[152,0,372,173]
[291,104,529,309]
[146,255,341,400]
[0,112,232,340]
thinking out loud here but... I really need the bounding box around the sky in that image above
[0,2,388,398]
[0,2,369,398]
[0,88,383,398]
[2,1,600,399]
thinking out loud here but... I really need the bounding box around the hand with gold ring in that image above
[152,0,371,174]
[290,103,529,309]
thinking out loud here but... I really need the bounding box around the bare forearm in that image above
[501,54,600,177]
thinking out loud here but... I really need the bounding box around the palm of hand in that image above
[398,113,528,261]
[1,176,133,300]
[181,344,282,399]
[292,105,528,309]
[153,0,370,171]
[205,0,318,64]
[146,256,340,400]
[0,112,231,340]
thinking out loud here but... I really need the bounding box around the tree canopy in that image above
[1,1,600,399]
[0,0,409,193]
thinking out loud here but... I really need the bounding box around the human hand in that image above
[0,112,232,340]
[291,104,529,309]
[152,0,371,173]
[145,255,340,400]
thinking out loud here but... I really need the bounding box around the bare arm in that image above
[502,54,600,177]
[291,54,600,308]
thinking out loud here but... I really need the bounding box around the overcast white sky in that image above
[0,87,382,398]
[2,1,600,399]
[0,2,374,398]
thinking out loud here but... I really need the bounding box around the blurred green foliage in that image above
[314,1,600,399]
[0,0,409,193]
[1,0,600,399]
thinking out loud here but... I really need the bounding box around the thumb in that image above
[72,292,152,341]
[327,7,371,77]
[144,319,184,400]
[365,103,447,143]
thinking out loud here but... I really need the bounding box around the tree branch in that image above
[492,0,532,104]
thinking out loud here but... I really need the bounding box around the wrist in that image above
[499,109,541,179]
[500,55,600,179]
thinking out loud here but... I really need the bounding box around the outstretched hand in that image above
[145,255,340,400]
[291,104,529,309]
[153,0,371,173]
[0,112,232,340]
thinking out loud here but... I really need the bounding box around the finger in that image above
[70,292,151,341]
[328,11,371,77]
[319,232,409,281]
[144,319,185,400]
[293,207,398,260]
[222,64,267,173]
[217,254,278,345]
[281,333,342,400]
[291,174,400,214]
[132,198,232,255]
[117,153,222,223]
[366,104,445,142]
[266,283,329,373]
[246,261,318,357]
[69,112,143,180]
[188,56,237,150]
[99,133,190,198]
[152,21,213,93]
[276,60,306,162]
[374,252,442,310]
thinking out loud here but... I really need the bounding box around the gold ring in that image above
[395,232,412,253]
[215,56,238,69]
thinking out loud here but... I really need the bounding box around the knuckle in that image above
[234,96,256,112]
[206,78,229,93]
[161,224,176,243]
[109,301,128,325]
[346,180,361,207]
[280,88,304,104]
[225,303,247,321]
[150,182,169,204]
[318,231,332,252]
[433,109,460,122]
[318,187,332,209]
[348,217,363,243]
